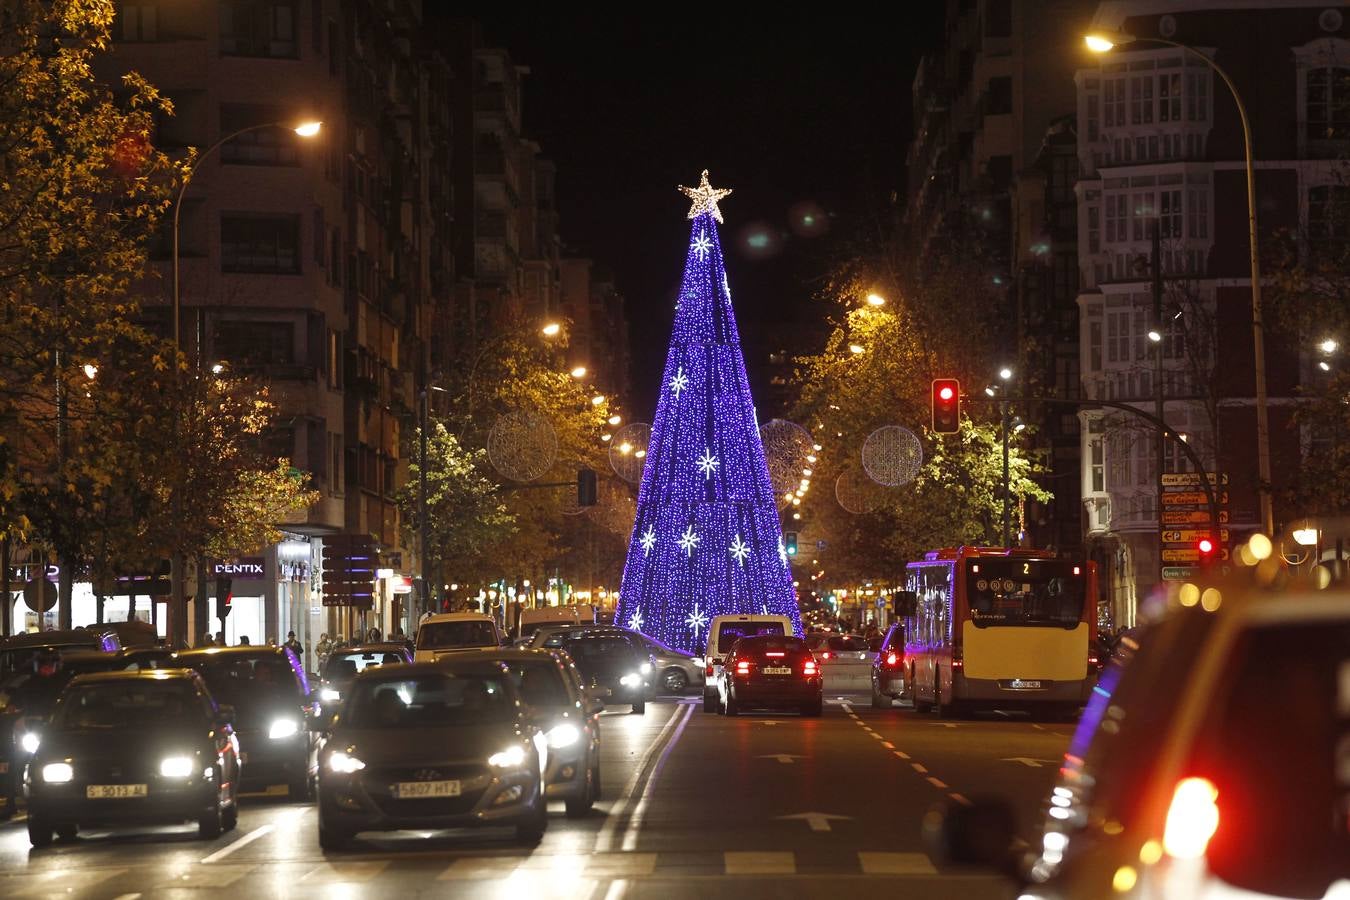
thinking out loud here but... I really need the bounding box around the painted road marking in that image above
[756,754,804,764]
[154,866,251,889]
[775,811,851,832]
[949,793,972,806]
[299,861,390,884]
[926,776,949,789]
[858,852,938,875]
[882,741,895,749]
[911,763,928,774]
[200,824,274,864]
[595,702,684,853]
[1001,757,1059,768]
[724,851,796,875]
[893,750,910,759]
[438,858,523,879]
[623,703,694,851]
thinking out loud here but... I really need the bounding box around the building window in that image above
[1104,78,1125,127]
[1089,321,1103,371]
[1159,72,1181,121]
[1307,66,1350,140]
[1186,70,1209,121]
[212,320,295,366]
[1087,205,1100,253]
[1086,94,1100,142]
[1130,75,1154,124]
[1160,189,1182,238]
[1105,194,1126,242]
[118,3,158,41]
[219,105,300,166]
[221,213,300,273]
[1309,184,1350,249]
[1131,192,1154,241]
[1106,310,1131,363]
[219,0,297,59]
[1089,433,1105,493]
[986,76,1012,115]
[1187,188,1209,238]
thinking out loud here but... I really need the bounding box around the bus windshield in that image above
[965,559,1085,627]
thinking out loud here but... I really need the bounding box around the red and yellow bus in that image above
[901,547,1098,717]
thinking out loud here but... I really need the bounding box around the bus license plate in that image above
[762,666,791,675]
[1009,679,1042,689]
[393,780,460,799]
[87,784,147,799]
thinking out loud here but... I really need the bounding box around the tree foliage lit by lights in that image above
[615,172,800,654]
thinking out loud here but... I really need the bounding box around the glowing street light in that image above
[570,366,587,378]
[1319,338,1338,355]
[865,292,886,307]
[998,366,1014,381]
[849,344,865,355]
[1083,33,1117,52]
[607,414,621,425]
[542,322,561,337]
[82,364,98,380]
[591,394,605,406]
[293,120,323,137]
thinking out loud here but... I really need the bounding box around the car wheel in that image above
[289,770,314,802]
[223,783,239,831]
[702,687,718,712]
[564,763,595,819]
[515,786,548,845]
[317,813,351,851]
[55,823,78,842]
[27,814,53,848]
[662,668,689,694]
[630,697,645,714]
[198,803,222,839]
[724,686,739,717]
[871,680,887,709]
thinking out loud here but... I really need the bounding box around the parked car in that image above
[316,643,412,707]
[870,623,907,708]
[316,658,549,849]
[718,633,822,716]
[513,604,597,646]
[413,613,504,661]
[550,628,651,714]
[458,647,604,817]
[926,578,1350,900]
[175,646,320,800]
[0,628,121,678]
[24,668,240,845]
[702,614,795,713]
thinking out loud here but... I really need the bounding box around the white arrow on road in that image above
[926,722,959,729]
[756,720,780,726]
[776,811,852,832]
[1001,757,1060,768]
[756,754,804,764]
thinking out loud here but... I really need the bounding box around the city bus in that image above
[901,547,1098,718]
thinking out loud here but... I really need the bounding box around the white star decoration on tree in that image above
[628,609,644,631]
[669,366,688,399]
[678,169,733,223]
[677,525,701,557]
[639,525,656,557]
[729,535,751,566]
[685,602,709,638]
[778,537,788,566]
[696,449,719,480]
[692,231,712,261]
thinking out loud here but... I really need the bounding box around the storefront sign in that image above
[211,558,265,577]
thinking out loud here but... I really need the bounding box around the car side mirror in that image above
[922,797,1022,880]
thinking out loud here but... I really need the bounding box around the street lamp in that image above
[865,293,886,307]
[996,366,1015,547]
[848,343,865,355]
[570,366,587,379]
[171,120,322,354]
[1086,30,1273,536]
[542,322,561,337]
[417,383,447,626]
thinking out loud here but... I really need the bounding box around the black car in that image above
[458,648,603,817]
[317,658,549,849]
[870,622,907,708]
[175,646,320,800]
[24,668,240,845]
[317,643,413,707]
[0,628,122,679]
[719,634,822,716]
[552,628,651,714]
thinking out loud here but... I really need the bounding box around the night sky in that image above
[442,10,946,421]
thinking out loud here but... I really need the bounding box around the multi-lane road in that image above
[0,695,1073,899]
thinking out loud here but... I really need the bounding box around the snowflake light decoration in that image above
[729,535,750,566]
[628,608,644,631]
[685,602,709,638]
[639,525,656,557]
[696,449,719,480]
[692,231,712,261]
[677,525,701,557]
[669,366,688,399]
[778,537,788,566]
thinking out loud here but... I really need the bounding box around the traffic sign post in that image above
[1159,473,1228,580]
[321,535,377,609]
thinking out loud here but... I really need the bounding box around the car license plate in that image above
[87,784,148,799]
[392,780,460,799]
[762,666,791,675]
[1009,679,1042,689]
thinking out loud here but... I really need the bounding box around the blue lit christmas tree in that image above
[615,171,801,654]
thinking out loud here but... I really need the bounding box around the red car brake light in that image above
[802,659,818,676]
[765,651,786,657]
[819,651,832,660]
[1163,777,1220,859]
[735,659,750,675]
[885,651,899,667]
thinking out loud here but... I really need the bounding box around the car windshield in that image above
[736,636,809,657]
[562,637,637,673]
[323,651,405,682]
[345,674,512,728]
[188,656,302,716]
[1184,618,1350,897]
[825,635,868,652]
[52,681,201,729]
[417,620,498,649]
[965,559,1086,627]
[715,621,785,654]
[500,660,570,708]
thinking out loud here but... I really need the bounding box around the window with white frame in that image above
[1187,187,1209,238]
[1088,205,1100,253]
[1088,419,1105,493]
[1130,75,1154,124]
[1104,78,1125,127]
[1306,66,1350,140]
[1106,309,1131,362]
[1159,71,1182,122]
[1105,194,1126,242]
[1186,69,1209,122]
[1160,189,1182,238]
[1132,192,1154,240]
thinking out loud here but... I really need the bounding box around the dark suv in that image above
[719,634,822,717]
[553,628,651,714]
[175,646,319,799]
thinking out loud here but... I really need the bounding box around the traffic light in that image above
[931,378,961,434]
[214,578,232,622]
[785,532,798,556]
[1197,536,1217,568]
[578,467,598,507]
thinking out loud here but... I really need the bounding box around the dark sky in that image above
[446,10,945,421]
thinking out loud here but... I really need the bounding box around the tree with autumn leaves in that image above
[0,1,317,632]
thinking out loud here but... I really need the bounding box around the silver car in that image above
[530,625,704,694]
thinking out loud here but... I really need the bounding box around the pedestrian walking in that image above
[315,632,334,668]
[283,629,304,662]
[239,635,251,645]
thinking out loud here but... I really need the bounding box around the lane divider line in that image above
[926,776,949,789]
[911,763,928,774]
[881,741,895,749]
[893,750,910,760]
[949,793,972,806]
[200,824,274,864]
[621,703,693,851]
[603,878,628,900]
[594,702,685,853]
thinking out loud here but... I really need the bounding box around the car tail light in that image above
[765,651,786,657]
[951,650,963,670]
[1088,652,1100,670]
[706,658,717,677]
[885,651,900,667]
[802,659,818,677]
[735,659,750,675]
[1162,777,1219,860]
[820,651,832,660]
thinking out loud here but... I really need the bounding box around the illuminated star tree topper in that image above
[615,171,801,654]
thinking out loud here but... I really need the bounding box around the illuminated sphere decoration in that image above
[608,422,653,485]
[836,466,887,515]
[616,171,802,654]
[760,418,815,508]
[861,425,924,487]
[486,408,558,482]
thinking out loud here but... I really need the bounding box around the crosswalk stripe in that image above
[723,851,796,875]
[858,852,938,875]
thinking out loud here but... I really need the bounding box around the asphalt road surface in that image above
[0,694,1073,899]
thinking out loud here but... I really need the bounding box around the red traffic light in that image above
[931,378,961,434]
[1197,538,1214,554]
[938,385,954,401]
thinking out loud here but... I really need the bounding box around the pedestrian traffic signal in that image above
[214,578,232,622]
[578,467,598,507]
[785,532,798,556]
[931,378,961,434]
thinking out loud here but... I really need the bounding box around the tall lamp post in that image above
[417,384,446,626]
[166,119,321,646]
[993,366,1015,546]
[1086,31,1274,536]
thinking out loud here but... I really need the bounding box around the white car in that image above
[413,613,504,662]
[927,576,1350,900]
[701,614,795,713]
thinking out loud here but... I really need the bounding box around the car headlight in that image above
[327,750,365,774]
[159,756,194,778]
[546,724,580,749]
[19,731,39,754]
[319,688,341,703]
[41,762,73,784]
[488,745,527,768]
[619,673,642,687]
[639,662,652,675]
[268,718,300,740]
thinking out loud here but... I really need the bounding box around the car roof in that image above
[67,668,199,685]
[353,658,512,679]
[175,646,293,659]
[1,630,112,649]
[331,642,410,654]
[448,647,563,662]
[554,627,633,640]
[421,612,495,622]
